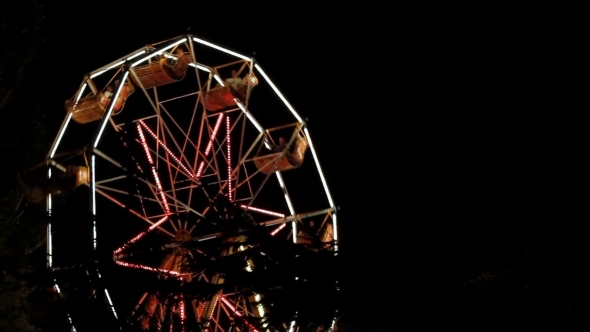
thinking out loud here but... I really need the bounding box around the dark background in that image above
[5,1,587,331]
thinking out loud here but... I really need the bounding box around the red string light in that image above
[139,120,196,179]
[196,113,224,178]
[137,123,170,214]
[226,116,232,201]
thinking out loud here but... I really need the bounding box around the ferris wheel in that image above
[19,34,340,331]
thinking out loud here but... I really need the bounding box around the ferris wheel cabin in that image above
[130,51,193,89]
[65,79,135,124]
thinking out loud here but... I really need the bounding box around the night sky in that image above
[23,1,587,330]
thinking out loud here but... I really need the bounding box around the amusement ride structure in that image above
[17,34,340,332]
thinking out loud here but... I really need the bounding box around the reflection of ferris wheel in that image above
[19,34,340,331]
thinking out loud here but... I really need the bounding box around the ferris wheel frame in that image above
[42,33,339,332]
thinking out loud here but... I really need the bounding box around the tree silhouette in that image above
[0,1,52,331]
